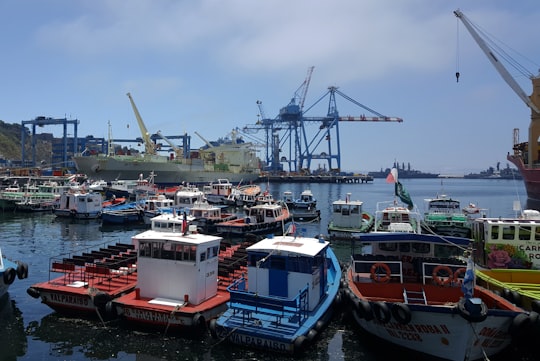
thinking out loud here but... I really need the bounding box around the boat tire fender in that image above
[306,329,317,342]
[356,299,373,321]
[26,287,40,299]
[293,335,307,354]
[532,300,540,314]
[370,263,391,283]
[105,301,117,318]
[3,267,16,285]
[93,291,112,308]
[391,303,412,324]
[457,298,488,323]
[432,265,453,286]
[511,290,522,307]
[372,301,391,323]
[16,262,29,279]
[509,313,531,338]
[209,318,218,339]
[192,313,206,336]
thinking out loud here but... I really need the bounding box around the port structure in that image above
[241,68,403,174]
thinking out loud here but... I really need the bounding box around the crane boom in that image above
[157,130,183,158]
[126,92,156,155]
[454,9,540,114]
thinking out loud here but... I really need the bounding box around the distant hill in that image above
[0,120,52,164]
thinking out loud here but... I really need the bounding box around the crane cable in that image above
[455,17,460,83]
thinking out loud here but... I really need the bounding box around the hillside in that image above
[0,120,52,164]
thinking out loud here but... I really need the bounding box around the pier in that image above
[258,174,373,184]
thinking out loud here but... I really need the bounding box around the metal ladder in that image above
[403,288,427,304]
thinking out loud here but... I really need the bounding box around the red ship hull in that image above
[508,153,540,201]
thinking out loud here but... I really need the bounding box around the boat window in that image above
[271,256,286,270]
[342,207,350,215]
[379,242,397,251]
[490,226,499,241]
[411,242,430,254]
[333,204,341,213]
[187,245,197,261]
[208,245,218,259]
[139,241,151,257]
[399,243,410,252]
[162,242,175,260]
[536,228,540,241]
[200,251,206,262]
[351,205,360,214]
[151,242,162,259]
[434,244,462,258]
[502,226,516,240]
[175,244,185,260]
[519,226,532,241]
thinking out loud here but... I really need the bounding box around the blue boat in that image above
[209,231,342,354]
[1,247,29,299]
[101,200,145,225]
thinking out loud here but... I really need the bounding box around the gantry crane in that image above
[242,69,403,174]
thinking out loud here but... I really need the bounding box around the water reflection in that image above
[0,294,27,360]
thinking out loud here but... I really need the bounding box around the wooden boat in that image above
[53,190,103,219]
[215,202,291,236]
[1,247,29,298]
[471,210,540,311]
[422,194,472,237]
[141,195,175,224]
[209,233,342,354]
[291,207,321,222]
[343,232,526,361]
[188,200,237,234]
[327,193,373,240]
[101,201,145,225]
[204,178,233,204]
[26,241,137,317]
[111,227,250,335]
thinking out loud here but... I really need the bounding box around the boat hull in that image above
[73,155,260,185]
[508,153,540,201]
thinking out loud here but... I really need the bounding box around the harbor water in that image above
[1,178,536,361]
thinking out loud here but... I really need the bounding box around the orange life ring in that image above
[432,265,453,286]
[370,262,391,283]
[453,267,467,284]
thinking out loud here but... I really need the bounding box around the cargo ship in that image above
[72,93,261,185]
[368,162,439,179]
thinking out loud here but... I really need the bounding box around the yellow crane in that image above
[126,92,156,155]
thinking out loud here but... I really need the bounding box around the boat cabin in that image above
[245,203,285,224]
[56,191,103,215]
[174,186,206,208]
[133,230,222,305]
[206,179,232,203]
[471,214,540,269]
[245,235,330,311]
[375,201,421,233]
[150,212,195,233]
[293,189,316,208]
[331,198,363,228]
[143,195,174,212]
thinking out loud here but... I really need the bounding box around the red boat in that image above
[112,228,249,335]
[26,242,138,318]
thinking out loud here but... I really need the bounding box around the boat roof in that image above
[332,199,363,206]
[355,232,471,247]
[133,229,222,245]
[247,235,329,257]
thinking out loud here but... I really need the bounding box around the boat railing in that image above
[421,261,467,286]
[227,277,310,325]
[350,257,404,283]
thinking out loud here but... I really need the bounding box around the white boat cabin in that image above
[143,195,174,212]
[206,179,233,203]
[375,201,421,233]
[150,212,195,233]
[132,230,222,305]
[246,235,330,311]
[471,213,540,269]
[189,201,224,220]
[56,191,103,214]
[245,203,285,224]
[331,196,364,228]
[174,185,206,208]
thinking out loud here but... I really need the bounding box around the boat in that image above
[368,162,439,179]
[53,190,103,219]
[204,179,233,204]
[215,202,291,237]
[174,184,206,209]
[229,184,261,207]
[73,93,261,185]
[208,232,342,354]
[111,226,251,335]
[291,207,321,222]
[343,232,526,361]
[1,248,29,298]
[470,209,540,312]
[421,194,472,237]
[292,189,317,209]
[26,241,138,317]
[101,201,145,225]
[141,194,175,224]
[327,193,374,240]
[188,200,237,234]
[281,190,295,209]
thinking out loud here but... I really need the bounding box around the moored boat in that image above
[53,190,103,220]
[26,241,137,317]
[111,227,250,335]
[1,248,29,299]
[422,194,472,237]
[292,189,316,209]
[343,232,526,361]
[215,202,291,237]
[209,232,342,354]
[327,193,373,240]
[188,200,237,234]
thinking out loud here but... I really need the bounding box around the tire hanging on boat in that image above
[16,262,28,279]
[192,313,206,336]
[3,267,16,285]
[391,302,412,324]
[456,297,488,323]
[372,301,391,323]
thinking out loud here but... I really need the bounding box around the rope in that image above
[469,322,490,361]
[164,304,182,336]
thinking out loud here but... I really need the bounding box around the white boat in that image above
[343,232,525,361]
[188,201,237,234]
[204,179,233,204]
[374,200,422,233]
[174,184,206,209]
[53,190,103,219]
[422,194,472,237]
[216,202,291,236]
[292,189,316,209]
[327,193,374,239]
[209,233,342,354]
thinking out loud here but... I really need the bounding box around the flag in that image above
[287,223,297,236]
[182,212,188,234]
[461,256,475,299]
[386,167,398,183]
[395,181,414,210]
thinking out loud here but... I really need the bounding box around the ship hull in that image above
[507,154,540,201]
[73,155,260,185]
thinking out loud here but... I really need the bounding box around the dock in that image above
[259,174,373,184]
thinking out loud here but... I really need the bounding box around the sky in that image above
[1,1,539,175]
